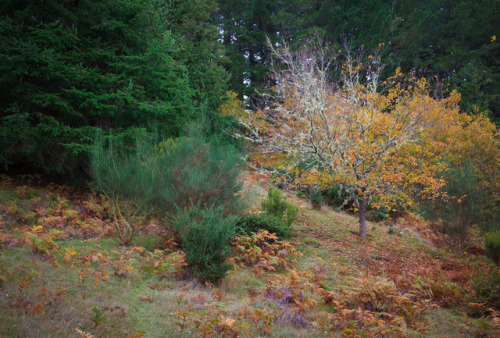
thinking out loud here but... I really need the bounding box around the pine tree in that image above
[0,0,194,176]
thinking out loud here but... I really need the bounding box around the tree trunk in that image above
[350,193,368,237]
[358,199,367,237]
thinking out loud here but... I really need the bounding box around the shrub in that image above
[168,204,237,282]
[261,187,299,226]
[155,125,244,217]
[324,185,351,209]
[91,125,245,245]
[367,206,389,222]
[470,269,500,311]
[421,160,485,239]
[235,213,290,239]
[91,133,158,245]
[485,232,500,266]
[309,187,324,211]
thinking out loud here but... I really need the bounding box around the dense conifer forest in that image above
[1,0,498,177]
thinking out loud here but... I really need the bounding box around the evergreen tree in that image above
[388,0,499,120]
[216,0,499,122]
[166,0,229,111]
[217,0,291,107]
[0,0,195,176]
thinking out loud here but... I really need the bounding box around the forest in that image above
[1,0,500,336]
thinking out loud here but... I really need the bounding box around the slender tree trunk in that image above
[350,193,368,237]
[358,199,367,237]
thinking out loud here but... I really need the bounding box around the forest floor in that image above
[0,173,498,337]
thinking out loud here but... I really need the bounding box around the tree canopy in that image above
[216,0,499,121]
[0,0,498,178]
[231,41,499,237]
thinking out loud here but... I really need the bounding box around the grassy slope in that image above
[0,175,498,337]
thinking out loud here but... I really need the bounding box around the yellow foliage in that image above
[234,69,499,213]
[219,91,245,117]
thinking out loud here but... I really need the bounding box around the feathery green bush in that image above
[168,203,237,282]
[422,160,485,238]
[156,128,244,216]
[90,133,159,245]
[91,126,244,245]
[261,187,299,227]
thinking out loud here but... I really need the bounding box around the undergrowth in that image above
[0,175,499,336]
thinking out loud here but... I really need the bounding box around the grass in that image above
[0,175,499,336]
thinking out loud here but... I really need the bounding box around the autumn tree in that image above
[416,90,500,233]
[234,40,452,237]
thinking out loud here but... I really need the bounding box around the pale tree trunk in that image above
[358,199,367,237]
[351,194,368,237]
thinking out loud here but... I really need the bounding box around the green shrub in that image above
[91,125,245,245]
[309,187,324,210]
[324,185,351,209]
[485,232,500,266]
[235,213,291,239]
[261,187,299,226]
[421,160,486,239]
[470,269,500,311]
[168,204,237,282]
[367,206,389,222]
[156,126,244,217]
[91,133,159,245]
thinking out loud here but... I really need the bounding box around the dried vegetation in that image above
[0,174,499,337]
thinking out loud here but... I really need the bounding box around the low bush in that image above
[168,204,237,282]
[261,187,299,226]
[235,213,290,239]
[156,128,244,216]
[470,269,500,311]
[323,185,390,220]
[485,232,500,266]
[324,185,350,209]
[91,133,158,245]
[367,206,389,222]
[421,160,485,239]
[91,124,245,245]
[309,187,323,211]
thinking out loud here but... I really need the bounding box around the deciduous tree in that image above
[234,40,453,237]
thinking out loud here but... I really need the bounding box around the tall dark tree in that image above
[217,0,296,107]
[393,0,500,121]
[166,0,229,111]
[0,0,196,176]
[217,0,499,122]
[216,0,400,107]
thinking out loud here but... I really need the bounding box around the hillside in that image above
[0,174,499,337]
